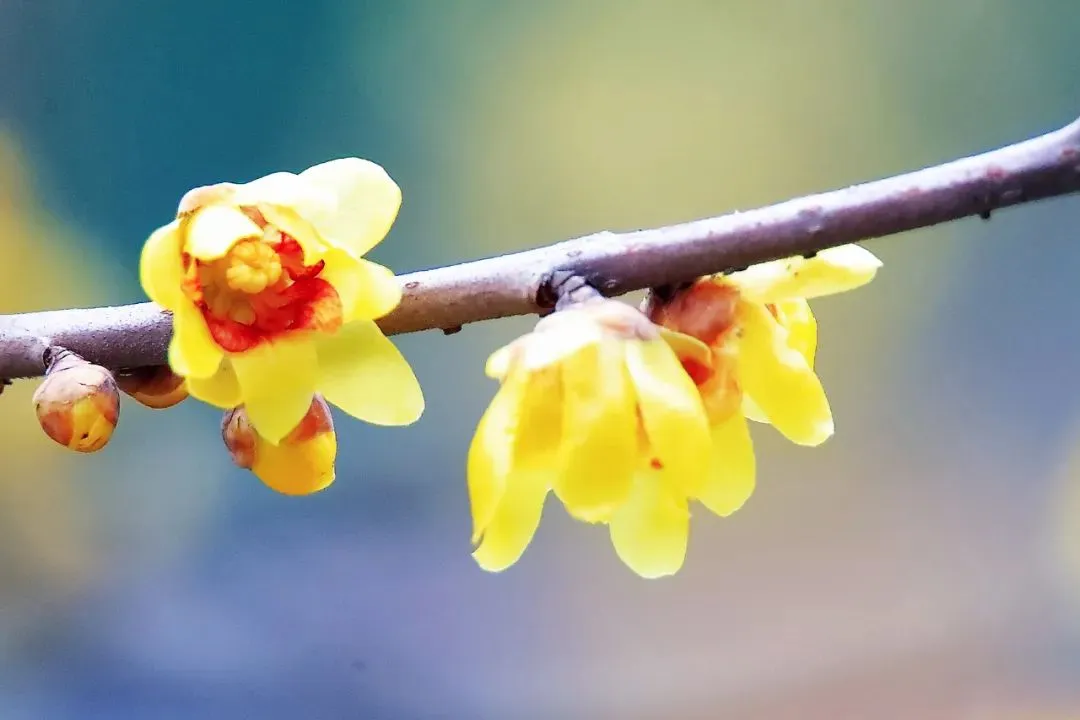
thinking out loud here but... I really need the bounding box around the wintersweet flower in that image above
[139,159,423,443]
[222,395,337,495]
[469,298,739,578]
[646,244,882,450]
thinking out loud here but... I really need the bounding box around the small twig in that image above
[2,116,1080,379]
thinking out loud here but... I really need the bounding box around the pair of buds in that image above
[31,348,187,453]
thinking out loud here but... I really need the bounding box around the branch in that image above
[4,116,1080,379]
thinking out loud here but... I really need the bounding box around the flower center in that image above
[223,235,283,294]
[181,213,341,353]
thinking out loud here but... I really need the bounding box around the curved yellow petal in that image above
[553,340,637,522]
[624,338,711,497]
[168,300,224,379]
[741,300,815,424]
[232,171,332,215]
[468,367,529,543]
[727,244,882,303]
[316,247,363,322]
[258,202,329,265]
[741,395,769,423]
[298,158,403,257]
[472,462,549,573]
[231,338,319,444]
[139,220,185,309]
[609,470,690,579]
[773,299,817,366]
[252,432,336,496]
[698,413,756,517]
[183,205,263,261]
[315,320,423,426]
[657,326,713,372]
[484,343,517,380]
[322,257,401,322]
[736,302,833,446]
[520,313,605,372]
[185,361,242,409]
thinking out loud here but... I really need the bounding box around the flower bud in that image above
[115,365,188,409]
[221,395,337,496]
[221,406,257,470]
[33,349,120,453]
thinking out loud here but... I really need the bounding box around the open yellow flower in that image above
[647,244,882,448]
[470,298,723,578]
[222,395,337,495]
[140,159,423,443]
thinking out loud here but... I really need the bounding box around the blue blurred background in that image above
[3,1,1080,718]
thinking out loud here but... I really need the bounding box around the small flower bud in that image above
[33,348,120,453]
[115,365,188,409]
[221,396,337,495]
[221,406,257,470]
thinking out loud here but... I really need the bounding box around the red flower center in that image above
[180,216,342,353]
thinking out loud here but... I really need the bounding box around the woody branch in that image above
[2,115,1080,380]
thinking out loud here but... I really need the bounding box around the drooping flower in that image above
[33,349,120,453]
[222,395,337,495]
[646,244,882,448]
[139,159,424,443]
[469,298,735,578]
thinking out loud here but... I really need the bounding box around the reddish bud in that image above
[33,348,120,453]
[115,365,188,409]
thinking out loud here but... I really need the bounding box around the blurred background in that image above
[2,1,1080,717]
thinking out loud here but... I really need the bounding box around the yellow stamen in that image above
[223,239,282,294]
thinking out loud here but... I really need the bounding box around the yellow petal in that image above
[472,462,549,573]
[484,343,516,380]
[183,205,263,261]
[736,302,833,446]
[298,158,403,257]
[231,338,319,444]
[319,256,402,322]
[467,367,528,542]
[519,312,605,372]
[185,361,242,409]
[741,395,769,423]
[139,220,184,308]
[608,469,690,579]
[315,320,423,426]
[258,202,329,265]
[553,340,637,522]
[741,300,815,423]
[727,244,882,303]
[232,171,332,214]
[168,300,224,379]
[252,431,337,496]
[471,364,562,558]
[624,337,712,497]
[773,299,817,366]
[657,326,713,372]
[698,413,756,517]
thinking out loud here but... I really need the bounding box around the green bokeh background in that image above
[3,2,1080,717]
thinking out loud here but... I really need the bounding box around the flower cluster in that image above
[31,154,881,581]
[467,246,881,577]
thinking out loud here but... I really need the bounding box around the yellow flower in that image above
[222,395,337,495]
[647,244,882,447]
[469,299,722,578]
[139,159,424,443]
